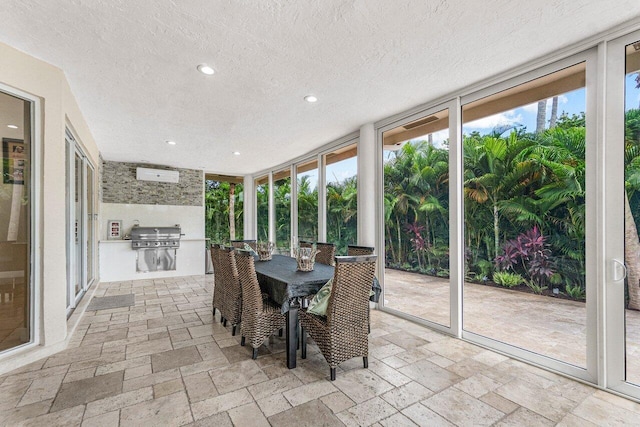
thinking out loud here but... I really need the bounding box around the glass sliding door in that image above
[325,143,357,255]
[381,107,451,328]
[623,37,640,389]
[66,129,96,313]
[74,150,83,301]
[461,57,594,377]
[273,168,291,254]
[297,159,318,243]
[0,89,32,352]
[87,165,95,284]
[605,31,640,400]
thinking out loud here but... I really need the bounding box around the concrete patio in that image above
[0,275,639,426]
[384,268,640,386]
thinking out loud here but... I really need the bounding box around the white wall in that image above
[99,203,206,281]
[101,203,204,240]
[0,41,100,373]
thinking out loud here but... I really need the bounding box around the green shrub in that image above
[526,280,548,294]
[436,269,450,278]
[565,284,586,300]
[492,271,524,288]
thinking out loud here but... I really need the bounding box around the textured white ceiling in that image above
[1,1,639,174]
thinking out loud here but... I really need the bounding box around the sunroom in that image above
[2,1,640,425]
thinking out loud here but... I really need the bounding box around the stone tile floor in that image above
[1,275,639,426]
[384,268,640,384]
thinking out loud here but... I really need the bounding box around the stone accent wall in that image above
[102,161,202,206]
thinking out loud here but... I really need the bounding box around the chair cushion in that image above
[307,278,333,316]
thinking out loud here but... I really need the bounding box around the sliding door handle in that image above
[612,258,627,282]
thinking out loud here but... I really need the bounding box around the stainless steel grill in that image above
[131,225,181,249]
[131,225,182,272]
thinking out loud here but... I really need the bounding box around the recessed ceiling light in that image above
[166,140,177,145]
[197,64,215,75]
[232,151,241,156]
[7,124,18,129]
[304,95,318,103]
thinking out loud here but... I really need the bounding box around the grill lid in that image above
[131,225,182,249]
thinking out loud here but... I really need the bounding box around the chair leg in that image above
[363,357,368,368]
[252,348,258,360]
[301,326,307,359]
[278,328,283,337]
[223,319,227,327]
[330,368,336,381]
[213,307,216,316]
[241,336,245,346]
[232,325,237,336]
[220,316,224,324]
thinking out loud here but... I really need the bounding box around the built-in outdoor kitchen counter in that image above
[98,205,208,282]
[100,235,207,282]
[99,161,206,282]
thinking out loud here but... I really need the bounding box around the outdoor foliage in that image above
[255,173,358,255]
[205,180,243,243]
[383,109,598,300]
[208,106,640,303]
[492,271,524,288]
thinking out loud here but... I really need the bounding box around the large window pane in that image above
[325,144,357,255]
[256,176,269,242]
[297,159,318,243]
[0,90,31,352]
[383,109,450,327]
[204,176,244,243]
[462,63,586,367]
[274,169,291,253]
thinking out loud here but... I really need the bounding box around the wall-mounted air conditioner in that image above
[136,167,180,183]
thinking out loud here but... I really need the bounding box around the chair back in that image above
[347,245,374,256]
[235,250,262,317]
[231,240,257,251]
[315,242,336,266]
[326,255,377,330]
[210,244,221,307]
[299,240,314,248]
[210,244,222,281]
[217,247,242,318]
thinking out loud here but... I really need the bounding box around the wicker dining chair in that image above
[235,250,286,359]
[299,239,314,248]
[231,239,257,251]
[347,245,375,333]
[215,247,243,336]
[211,244,223,319]
[347,245,375,256]
[300,255,377,381]
[315,242,336,266]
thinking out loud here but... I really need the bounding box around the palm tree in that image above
[464,132,535,260]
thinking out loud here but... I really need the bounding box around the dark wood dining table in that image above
[253,253,382,369]
[253,254,334,369]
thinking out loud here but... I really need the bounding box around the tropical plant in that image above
[525,280,548,295]
[565,283,586,300]
[204,180,243,243]
[492,271,524,288]
[495,226,555,289]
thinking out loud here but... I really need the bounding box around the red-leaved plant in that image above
[495,226,554,288]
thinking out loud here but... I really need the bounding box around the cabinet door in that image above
[157,249,176,271]
[136,249,157,272]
